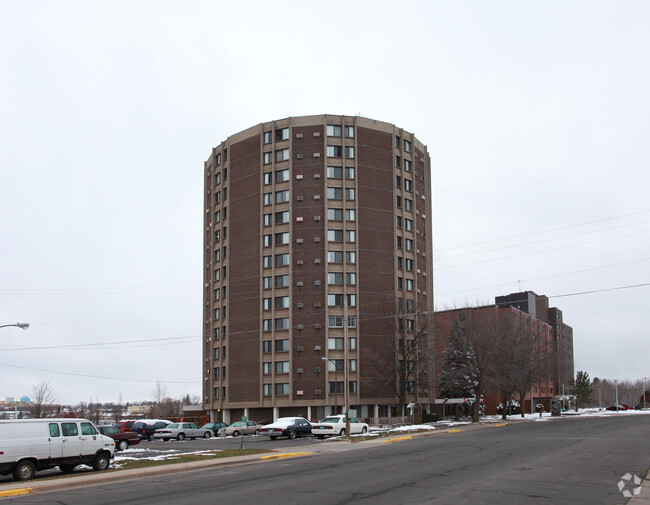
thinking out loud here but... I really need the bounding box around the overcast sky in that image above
[1,1,649,405]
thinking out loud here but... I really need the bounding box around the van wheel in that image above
[59,464,76,473]
[13,461,36,481]
[117,439,129,451]
[92,453,110,471]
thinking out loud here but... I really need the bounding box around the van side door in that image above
[48,422,65,458]
[60,422,83,457]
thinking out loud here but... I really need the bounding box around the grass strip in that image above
[115,448,271,470]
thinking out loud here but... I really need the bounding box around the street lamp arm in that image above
[0,323,29,330]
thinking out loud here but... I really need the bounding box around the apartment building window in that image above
[276,190,289,204]
[345,188,355,200]
[275,148,289,162]
[404,179,412,192]
[329,382,344,394]
[327,125,342,137]
[275,317,289,330]
[396,215,402,228]
[275,211,289,224]
[263,298,272,310]
[275,253,289,266]
[263,131,272,144]
[395,136,401,148]
[344,126,354,138]
[215,152,222,165]
[214,172,221,186]
[398,277,403,289]
[396,155,401,168]
[263,362,272,374]
[404,159,412,172]
[214,249,221,261]
[213,387,219,399]
[406,279,414,291]
[275,274,289,288]
[396,195,402,208]
[396,176,401,188]
[328,316,344,327]
[214,191,221,204]
[214,269,220,281]
[328,251,343,263]
[275,296,289,309]
[404,139,412,152]
[275,128,289,141]
[327,166,342,178]
[275,361,290,374]
[263,172,272,185]
[214,347,220,359]
[327,230,343,242]
[346,272,356,285]
[327,187,342,200]
[348,316,357,327]
[263,276,272,289]
[347,294,356,306]
[275,339,290,351]
[263,255,272,268]
[263,213,272,226]
[275,169,289,183]
[325,359,344,372]
[327,145,342,158]
[349,381,357,394]
[328,208,343,221]
[275,232,289,245]
[214,210,221,223]
[346,251,356,264]
[328,294,344,307]
[214,327,220,339]
[328,337,344,350]
[214,287,220,301]
[263,340,272,352]
[263,193,272,205]
[344,147,354,158]
[405,198,413,211]
[263,319,272,331]
[264,152,272,164]
[345,209,355,221]
[405,218,413,231]
[349,359,357,372]
[263,384,272,396]
[214,308,220,320]
[405,238,413,251]
[328,272,344,285]
[222,387,226,398]
[405,258,414,271]
[263,234,272,247]
[349,337,357,349]
[275,383,289,395]
[346,230,356,242]
[397,256,403,269]
[345,167,355,179]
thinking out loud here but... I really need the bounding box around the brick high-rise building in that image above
[202,115,433,423]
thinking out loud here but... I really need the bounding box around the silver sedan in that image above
[153,422,213,441]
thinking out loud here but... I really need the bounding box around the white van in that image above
[0,418,115,481]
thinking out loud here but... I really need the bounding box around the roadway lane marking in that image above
[494,423,510,427]
[381,436,413,443]
[0,488,33,498]
[260,452,313,461]
[447,429,465,433]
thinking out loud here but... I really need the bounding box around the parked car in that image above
[0,418,114,481]
[130,419,172,441]
[152,422,213,441]
[605,405,634,411]
[311,415,369,438]
[217,421,261,437]
[260,417,312,440]
[201,422,228,435]
[112,420,136,433]
[98,425,141,451]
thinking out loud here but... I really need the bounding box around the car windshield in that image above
[320,417,342,423]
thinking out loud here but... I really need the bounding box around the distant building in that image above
[495,291,575,395]
[202,115,433,423]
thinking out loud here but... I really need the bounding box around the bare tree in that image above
[28,381,55,418]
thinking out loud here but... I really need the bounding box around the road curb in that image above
[0,488,32,498]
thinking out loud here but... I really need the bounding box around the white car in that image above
[152,422,213,441]
[311,415,369,438]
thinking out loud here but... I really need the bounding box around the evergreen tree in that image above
[437,322,478,398]
[571,370,593,408]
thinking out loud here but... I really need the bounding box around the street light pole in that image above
[321,357,338,414]
[644,378,647,410]
[343,297,350,437]
[0,323,29,330]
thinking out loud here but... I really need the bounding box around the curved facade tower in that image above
[203,115,433,423]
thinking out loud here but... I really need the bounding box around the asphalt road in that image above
[3,416,649,504]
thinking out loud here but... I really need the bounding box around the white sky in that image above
[1,1,649,404]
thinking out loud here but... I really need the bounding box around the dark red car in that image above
[98,425,141,451]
